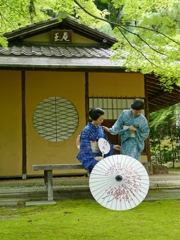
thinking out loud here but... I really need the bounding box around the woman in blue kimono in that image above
[76,108,120,173]
[103,99,150,161]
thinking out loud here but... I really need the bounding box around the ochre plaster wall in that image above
[89,72,145,97]
[25,71,86,176]
[0,71,22,177]
[141,155,148,162]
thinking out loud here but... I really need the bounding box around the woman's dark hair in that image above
[131,98,145,110]
[89,108,105,120]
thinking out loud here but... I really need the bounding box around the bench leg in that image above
[44,170,53,201]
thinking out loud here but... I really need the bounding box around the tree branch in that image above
[129,25,180,47]
[120,26,165,56]
[117,27,164,69]
[74,0,121,27]
[3,1,32,22]
[0,13,16,29]
[74,0,180,47]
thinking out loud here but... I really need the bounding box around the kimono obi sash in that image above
[90,140,100,153]
[123,125,135,137]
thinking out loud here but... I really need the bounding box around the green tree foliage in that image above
[72,0,180,90]
[149,105,180,166]
[0,0,180,89]
[94,0,124,24]
[0,0,54,47]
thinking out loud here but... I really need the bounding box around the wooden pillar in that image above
[22,71,27,179]
[144,75,153,174]
[85,72,89,123]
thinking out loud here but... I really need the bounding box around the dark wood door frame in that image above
[22,71,27,179]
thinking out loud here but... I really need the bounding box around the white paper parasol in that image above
[89,154,149,211]
[98,138,110,157]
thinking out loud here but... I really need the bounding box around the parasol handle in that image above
[115,175,123,182]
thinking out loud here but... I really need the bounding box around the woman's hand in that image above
[94,156,103,161]
[102,126,110,132]
[128,126,137,131]
[113,145,121,151]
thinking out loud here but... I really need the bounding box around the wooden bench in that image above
[31,164,86,204]
[26,162,150,206]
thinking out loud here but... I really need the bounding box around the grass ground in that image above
[0,199,180,240]
[169,168,180,172]
[168,168,180,173]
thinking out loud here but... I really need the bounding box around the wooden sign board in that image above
[52,30,72,43]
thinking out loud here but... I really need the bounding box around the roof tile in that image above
[0,45,113,58]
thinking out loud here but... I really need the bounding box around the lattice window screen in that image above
[89,97,144,119]
[33,96,78,142]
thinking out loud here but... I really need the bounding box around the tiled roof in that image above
[0,44,124,70]
[4,17,117,46]
[0,45,113,58]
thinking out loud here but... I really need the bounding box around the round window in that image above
[33,96,78,142]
